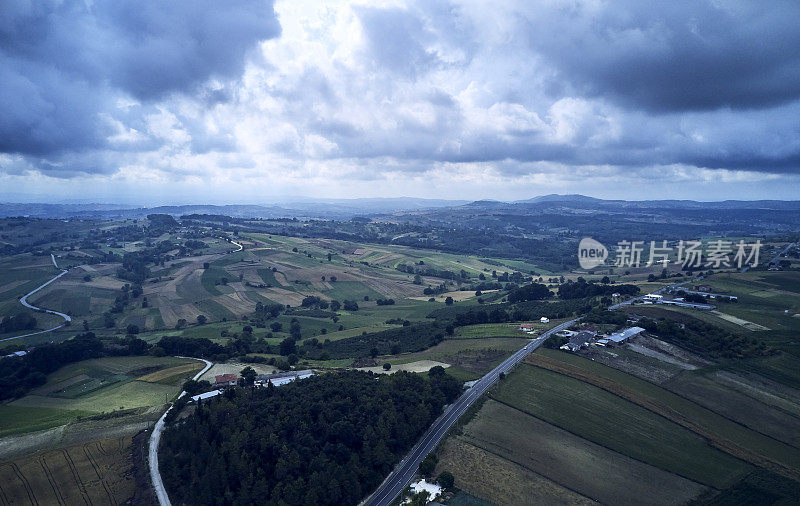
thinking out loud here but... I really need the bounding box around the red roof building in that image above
[214,373,238,386]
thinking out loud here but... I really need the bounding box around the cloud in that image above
[1,0,798,198]
[0,0,280,158]
[520,0,800,112]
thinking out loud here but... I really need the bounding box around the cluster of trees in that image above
[183,239,208,250]
[308,323,445,359]
[301,296,328,309]
[397,263,467,281]
[116,239,181,284]
[108,282,143,316]
[558,278,640,299]
[423,283,448,296]
[507,283,553,303]
[0,333,147,400]
[249,302,284,328]
[155,334,271,362]
[160,369,462,505]
[375,298,395,306]
[469,281,504,292]
[451,307,511,326]
[638,317,773,359]
[0,313,37,333]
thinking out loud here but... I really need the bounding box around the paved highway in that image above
[362,318,580,506]
[768,241,796,266]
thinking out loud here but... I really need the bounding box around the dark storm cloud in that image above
[0,0,280,157]
[524,0,800,112]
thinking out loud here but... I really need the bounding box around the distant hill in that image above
[1,195,799,221]
[460,194,800,212]
[0,197,469,220]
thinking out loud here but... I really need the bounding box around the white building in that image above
[540,317,550,323]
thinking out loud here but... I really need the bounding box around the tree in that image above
[419,454,438,475]
[329,300,341,312]
[196,314,207,325]
[279,338,297,356]
[175,318,187,330]
[203,262,210,270]
[329,276,337,282]
[601,276,611,284]
[413,274,422,285]
[445,296,454,306]
[383,362,391,371]
[126,324,140,335]
[437,471,454,489]
[270,322,283,332]
[240,366,256,386]
[289,320,302,339]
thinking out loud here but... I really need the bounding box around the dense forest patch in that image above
[160,369,462,505]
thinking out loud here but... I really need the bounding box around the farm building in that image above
[518,325,534,332]
[644,294,663,301]
[255,369,314,387]
[191,390,222,402]
[605,326,645,345]
[540,317,550,323]
[560,330,596,352]
[214,373,238,387]
[659,299,714,310]
[694,285,712,292]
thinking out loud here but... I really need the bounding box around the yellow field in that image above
[136,362,203,383]
[0,436,135,505]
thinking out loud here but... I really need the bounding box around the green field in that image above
[454,323,525,339]
[323,280,383,301]
[0,356,201,436]
[535,349,800,474]
[441,399,707,505]
[492,364,750,488]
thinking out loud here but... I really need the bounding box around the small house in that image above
[213,373,238,387]
[540,317,550,323]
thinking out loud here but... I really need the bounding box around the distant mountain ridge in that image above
[0,194,798,220]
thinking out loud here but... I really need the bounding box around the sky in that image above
[1,0,800,204]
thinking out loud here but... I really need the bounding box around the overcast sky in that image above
[2,0,800,204]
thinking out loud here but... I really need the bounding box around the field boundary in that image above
[487,395,715,489]
[525,354,800,482]
[456,434,605,504]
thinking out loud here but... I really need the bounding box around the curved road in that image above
[149,357,213,506]
[363,318,579,506]
[1,255,75,343]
